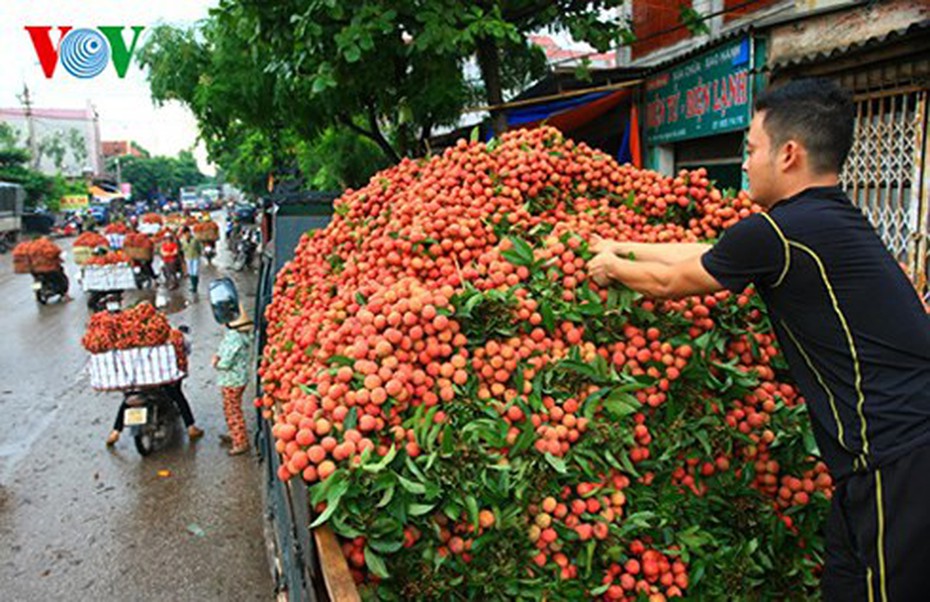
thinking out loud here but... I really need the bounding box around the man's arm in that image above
[588,252,723,299]
[591,235,711,266]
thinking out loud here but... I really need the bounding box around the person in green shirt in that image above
[179,226,203,294]
[212,309,254,455]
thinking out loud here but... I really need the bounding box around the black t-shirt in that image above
[702,186,930,480]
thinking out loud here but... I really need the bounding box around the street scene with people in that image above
[1,1,929,601]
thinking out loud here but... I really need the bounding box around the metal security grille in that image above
[840,88,929,300]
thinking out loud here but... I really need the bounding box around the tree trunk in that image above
[476,39,507,137]
[338,113,402,164]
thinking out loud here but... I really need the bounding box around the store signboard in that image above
[60,194,89,211]
[645,37,753,145]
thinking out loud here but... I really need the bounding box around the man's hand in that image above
[587,251,619,286]
[589,233,622,256]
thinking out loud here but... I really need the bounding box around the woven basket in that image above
[13,255,31,274]
[73,246,94,265]
[30,257,62,274]
[124,246,154,261]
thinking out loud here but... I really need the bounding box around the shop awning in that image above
[89,185,124,202]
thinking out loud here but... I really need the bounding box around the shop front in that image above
[643,35,767,192]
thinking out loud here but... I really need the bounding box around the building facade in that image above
[622,0,929,298]
[0,102,103,177]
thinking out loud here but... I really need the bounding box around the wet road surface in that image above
[0,230,274,600]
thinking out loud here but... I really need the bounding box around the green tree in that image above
[67,128,89,168]
[141,2,682,192]
[0,122,21,149]
[0,125,55,208]
[235,0,621,137]
[298,127,392,191]
[108,152,206,200]
[37,131,68,171]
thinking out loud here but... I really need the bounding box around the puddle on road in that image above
[123,287,192,315]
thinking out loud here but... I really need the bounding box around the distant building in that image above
[528,34,618,69]
[0,102,103,177]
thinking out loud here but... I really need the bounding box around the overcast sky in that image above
[0,1,218,173]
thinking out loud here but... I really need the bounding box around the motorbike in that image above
[121,385,182,456]
[233,228,258,271]
[87,289,123,312]
[132,259,156,289]
[32,269,69,304]
[161,257,183,290]
[203,241,216,265]
[51,214,81,238]
[225,219,239,250]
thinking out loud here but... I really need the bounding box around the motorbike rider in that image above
[159,232,184,286]
[36,262,71,301]
[106,327,204,446]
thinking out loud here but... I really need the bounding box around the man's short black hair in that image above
[753,78,855,175]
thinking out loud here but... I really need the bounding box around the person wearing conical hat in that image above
[211,306,254,455]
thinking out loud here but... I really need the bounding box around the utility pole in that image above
[18,83,39,169]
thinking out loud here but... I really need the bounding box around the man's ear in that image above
[779,140,803,172]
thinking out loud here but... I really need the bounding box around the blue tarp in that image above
[506,91,613,126]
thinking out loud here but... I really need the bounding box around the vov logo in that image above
[25,26,145,79]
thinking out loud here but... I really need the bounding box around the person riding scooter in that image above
[32,265,70,303]
[106,322,204,446]
[159,232,184,289]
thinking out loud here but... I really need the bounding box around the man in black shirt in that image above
[588,79,930,601]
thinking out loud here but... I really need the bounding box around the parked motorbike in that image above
[51,214,80,238]
[233,228,258,271]
[32,269,69,304]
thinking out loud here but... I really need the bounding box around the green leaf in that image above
[470,126,480,143]
[369,538,404,554]
[803,429,820,456]
[540,301,555,333]
[377,483,395,508]
[362,445,397,473]
[310,474,349,528]
[364,546,390,579]
[589,582,611,596]
[603,389,640,418]
[502,237,534,267]
[311,468,348,505]
[466,495,479,530]
[327,355,354,367]
[344,44,361,63]
[408,502,436,516]
[544,452,567,474]
[405,456,428,483]
[344,406,358,431]
[397,474,426,495]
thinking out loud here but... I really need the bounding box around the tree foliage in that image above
[140,1,634,193]
[106,151,206,201]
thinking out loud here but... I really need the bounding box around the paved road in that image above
[0,229,274,600]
